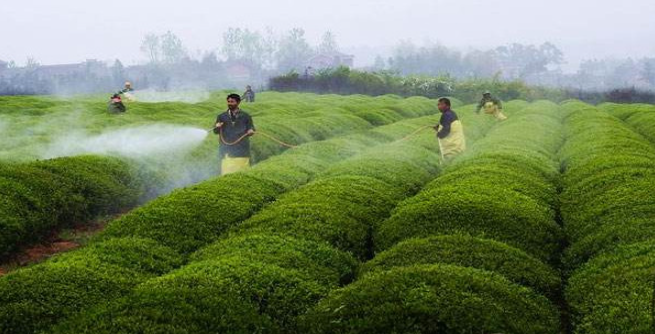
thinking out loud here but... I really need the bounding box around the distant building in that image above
[32,59,110,80]
[224,61,253,82]
[307,52,355,70]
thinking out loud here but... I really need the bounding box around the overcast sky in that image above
[4,0,655,71]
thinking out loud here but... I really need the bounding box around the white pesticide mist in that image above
[131,89,211,104]
[42,124,208,158]
[41,124,217,197]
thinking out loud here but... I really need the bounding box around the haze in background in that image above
[3,0,655,70]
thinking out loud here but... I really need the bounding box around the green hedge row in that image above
[51,110,457,333]
[560,101,655,333]
[303,264,560,334]
[0,96,440,334]
[245,94,441,162]
[360,234,561,298]
[50,103,492,333]
[0,155,147,258]
[338,101,565,333]
[376,101,563,263]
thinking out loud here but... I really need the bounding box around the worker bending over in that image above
[107,94,126,113]
[214,93,255,175]
[475,91,507,121]
[434,97,466,161]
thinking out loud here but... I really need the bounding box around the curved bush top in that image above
[564,218,655,271]
[246,154,329,191]
[100,173,284,255]
[235,176,402,259]
[0,236,183,333]
[55,257,327,334]
[561,155,655,188]
[0,155,146,258]
[191,233,358,285]
[376,183,562,262]
[50,237,183,275]
[566,241,655,334]
[436,164,557,207]
[561,166,655,208]
[320,144,440,195]
[447,151,560,183]
[362,234,560,297]
[598,102,655,120]
[563,177,655,243]
[0,253,157,333]
[625,111,655,143]
[302,264,560,334]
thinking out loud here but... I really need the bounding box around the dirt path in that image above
[0,213,125,276]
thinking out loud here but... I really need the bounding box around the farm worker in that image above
[475,91,507,121]
[107,94,126,113]
[213,93,256,175]
[434,97,466,161]
[243,85,256,103]
[118,81,136,101]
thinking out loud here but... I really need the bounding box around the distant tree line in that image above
[2,27,655,98]
[0,28,343,96]
[269,66,655,104]
[371,41,655,92]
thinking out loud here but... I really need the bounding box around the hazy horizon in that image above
[4,0,655,72]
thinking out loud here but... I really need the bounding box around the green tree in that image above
[276,28,312,73]
[160,31,187,64]
[140,33,160,64]
[317,31,339,54]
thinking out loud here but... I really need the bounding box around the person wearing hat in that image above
[475,91,507,121]
[108,94,126,113]
[118,81,135,101]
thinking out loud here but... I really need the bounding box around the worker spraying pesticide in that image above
[434,97,466,161]
[107,81,134,114]
[475,91,507,121]
[118,81,136,101]
[213,93,255,175]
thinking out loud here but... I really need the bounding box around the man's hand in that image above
[215,122,224,129]
[246,129,255,136]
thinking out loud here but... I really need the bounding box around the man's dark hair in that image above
[227,93,241,102]
[438,97,451,107]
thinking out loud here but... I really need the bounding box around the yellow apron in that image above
[484,102,508,121]
[221,156,250,175]
[438,120,466,161]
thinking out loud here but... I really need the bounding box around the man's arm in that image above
[245,113,255,135]
[475,99,484,114]
[213,114,223,134]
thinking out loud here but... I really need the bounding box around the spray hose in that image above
[212,124,432,149]
[394,125,433,143]
[214,127,298,148]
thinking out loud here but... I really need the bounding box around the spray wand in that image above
[208,125,297,148]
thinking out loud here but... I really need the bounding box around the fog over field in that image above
[4,0,654,70]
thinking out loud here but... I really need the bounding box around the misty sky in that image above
[4,0,655,71]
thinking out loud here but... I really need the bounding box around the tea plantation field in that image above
[0,92,654,333]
